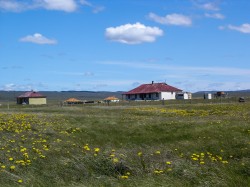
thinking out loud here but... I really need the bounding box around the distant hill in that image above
[0,91,125,103]
[1,90,249,104]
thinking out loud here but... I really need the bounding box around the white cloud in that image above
[1,83,34,91]
[19,33,57,44]
[200,2,219,11]
[79,0,91,6]
[227,24,250,34]
[83,72,94,76]
[205,13,225,19]
[105,22,163,44]
[0,0,27,12]
[2,83,16,91]
[92,6,105,13]
[41,0,77,12]
[79,0,104,13]
[148,13,192,26]
[0,0,88,12]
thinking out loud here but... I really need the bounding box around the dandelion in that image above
[166,161,171,165]
[9,157,14,161]
[155,151,161,154]
[113,158,119,163]
[167,168,172,171]
[94,148,100,152]
[10,165,15,170]
[154,169,164,174]
[137,151,142,156]
[17,179,23,183]
[83,144,90,151]
[40,155,46,159]
[120,175,129,179]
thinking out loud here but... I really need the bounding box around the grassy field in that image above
[0,101,249,186]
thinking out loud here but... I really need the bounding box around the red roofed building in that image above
[123,82,182,100]
[17,91,47,105]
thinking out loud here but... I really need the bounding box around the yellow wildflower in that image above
[155,151,161,154]
[120,175,129,179]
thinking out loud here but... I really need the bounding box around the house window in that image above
[149,93,151,98]
[128,95,130,99]
[156,93,159,97]
[135,94,137,99]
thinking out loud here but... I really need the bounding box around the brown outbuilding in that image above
[17,91,47,105]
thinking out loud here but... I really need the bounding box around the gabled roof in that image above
[104,96,119,101]
[124,83,182,94]
[17,91,46,98]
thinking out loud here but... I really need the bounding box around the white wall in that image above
[126,92,177,100]
[160,92,176,100]
[29,98,47,105]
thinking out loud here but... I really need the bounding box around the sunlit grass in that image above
[0,102,249,186]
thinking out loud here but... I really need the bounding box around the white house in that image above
[123,82,182,101]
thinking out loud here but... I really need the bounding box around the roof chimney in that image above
[152,81,154,84]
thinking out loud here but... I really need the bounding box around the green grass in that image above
[0,102,249,186]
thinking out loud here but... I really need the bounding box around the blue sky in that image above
[1,0,250,92]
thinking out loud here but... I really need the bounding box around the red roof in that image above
[124,83,182,94]
[17,91,46,98]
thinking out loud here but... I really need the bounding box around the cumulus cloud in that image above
[205,13,225,19]
[148,13,192,26]
[227,24,250,34]
[19,33,57,44]
[105,22,163,44]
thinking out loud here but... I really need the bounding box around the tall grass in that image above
[0,102,249,186]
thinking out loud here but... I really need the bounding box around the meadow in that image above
[0,101,249,187]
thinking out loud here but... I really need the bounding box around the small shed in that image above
[64,98,83,104]
[204,93,212,99]
[176,92,192,100]
[17,91,47,105]
[103,96,119,103]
